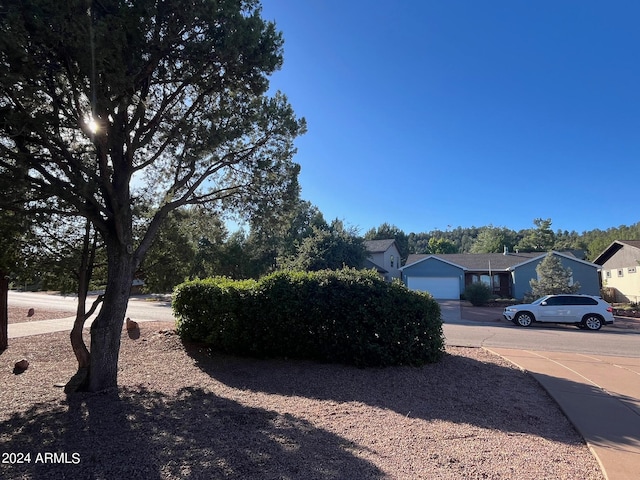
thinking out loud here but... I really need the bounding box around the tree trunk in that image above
[65,293,103,393]
[0,272,8,351]
[65,222,101,393]
[84,241,135,392]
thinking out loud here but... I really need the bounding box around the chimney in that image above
[503,245,509,255]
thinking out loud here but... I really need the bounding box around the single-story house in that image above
[593,240,640,303]
[363,239,401,281]
[400,250,601,300]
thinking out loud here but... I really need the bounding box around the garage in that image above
[407,276,460,299]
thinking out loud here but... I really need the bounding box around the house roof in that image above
[402,250,596,272]
[364,239,396,253]
[592,240,640,265]
[403,252,542,271]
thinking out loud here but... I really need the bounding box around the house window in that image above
[472,274,499,289]
[390,255,394,268]
[618,269,624,277]
[629,267,636,274]
[605,271,611,278]
[472,274,491,286]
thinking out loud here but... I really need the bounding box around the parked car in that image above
[503,294,615,330]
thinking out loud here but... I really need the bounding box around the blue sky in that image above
[260,1,639,235]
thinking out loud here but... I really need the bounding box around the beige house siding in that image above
[602,265,640,303]
[598,242,640,303]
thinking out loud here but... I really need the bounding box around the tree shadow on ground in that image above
[1,385,383,480]
[185,346,588,446]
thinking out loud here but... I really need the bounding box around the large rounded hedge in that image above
[173,269,444,367]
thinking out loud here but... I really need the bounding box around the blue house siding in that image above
[401,257,465,293]
[512,261,536,299]
[403,252,602,301]
[512,254,601,299]
[558,257,600,295]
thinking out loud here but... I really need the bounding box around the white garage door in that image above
[407,277,460,299]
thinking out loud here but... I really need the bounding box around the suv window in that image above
[565,296,598,306]
[544,295,599,306]
[544,297,564,306]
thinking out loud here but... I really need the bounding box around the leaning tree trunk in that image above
[84,240,135,393]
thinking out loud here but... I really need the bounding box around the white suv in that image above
[503,294,615,330]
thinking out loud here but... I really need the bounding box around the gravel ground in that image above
[1,315,604,479]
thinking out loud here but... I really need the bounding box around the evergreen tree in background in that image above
[516,218,555,252]
[529,253,580,297]
[278,220,366,271]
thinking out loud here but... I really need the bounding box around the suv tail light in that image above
[607,307,613,313]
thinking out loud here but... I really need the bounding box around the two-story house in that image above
[593,240,640,303]
[363,239,402,281]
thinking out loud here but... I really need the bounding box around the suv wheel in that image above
[582,315,603,331]
[515,312,534,327]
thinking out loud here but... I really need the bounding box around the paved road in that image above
[440,300,640,358]
[8,291,175,323]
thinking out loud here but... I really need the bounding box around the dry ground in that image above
[0,311,605,479]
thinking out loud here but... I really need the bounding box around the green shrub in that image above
[463,282,493,306]
[173,269,444,367]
